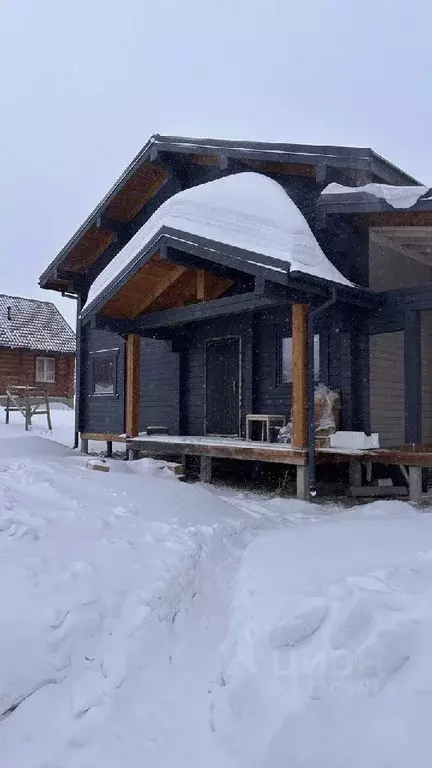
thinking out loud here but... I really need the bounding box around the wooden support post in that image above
[349,460,362,488]
[200,455,212,483]
[296,465,309,500]
[197,269,210,301]
[45,393,52,431]
[126,334,140,438]
[106,441,113,458]
[81,438,89,454]
[409,465,422,503]
[25,390,31,431]
[292,304,309,448]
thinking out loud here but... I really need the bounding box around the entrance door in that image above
[205,338,240,435]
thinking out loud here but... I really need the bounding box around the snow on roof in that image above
[84,172,352,313]
[0,295,75,353]
[322,182,429,209]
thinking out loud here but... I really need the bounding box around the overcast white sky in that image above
[1,0,431,327]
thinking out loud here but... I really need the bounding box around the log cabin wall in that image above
[79,301,365,439]
[0,348,75,399]
[80,326,126,434]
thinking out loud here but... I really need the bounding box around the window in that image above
[36,356,55,383]
[280,334,320,383]
[92,351,118,395]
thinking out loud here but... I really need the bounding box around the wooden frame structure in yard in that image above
[5,385,52,431]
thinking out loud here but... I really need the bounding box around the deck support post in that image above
[292,304,309,449]
[200,455,212,483]
[106,441,113,458]
[81,437,89,455]
[126,334,140,438]
[349,460,362,488]
[409,465,422,503]
[296,465,309,501]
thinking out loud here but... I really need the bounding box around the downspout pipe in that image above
[308,287,338,497]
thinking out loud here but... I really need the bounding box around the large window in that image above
[91,350,118,396]
[280,334,320,384]
[36,356,55,383]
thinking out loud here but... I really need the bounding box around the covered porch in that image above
[78,172,382,500]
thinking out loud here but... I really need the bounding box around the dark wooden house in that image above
[0,294,75,402]
[39,135,432,500]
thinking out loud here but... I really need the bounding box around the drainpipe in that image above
[308,288,338,497]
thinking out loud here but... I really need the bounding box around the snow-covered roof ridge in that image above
[0,294,75,353]
[322,182,430,209]
[84,172,352,313]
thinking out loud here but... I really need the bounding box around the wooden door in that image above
[205,338,240,435]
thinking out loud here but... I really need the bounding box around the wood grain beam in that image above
[292,303,309,449]
[126,334,140,437]
[197,269,213,301]
[137,265,188,315]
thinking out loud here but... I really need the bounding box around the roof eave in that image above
[40,134,420,290]
[81,228,375,324]
[319,194,432,216]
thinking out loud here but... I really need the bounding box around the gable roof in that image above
[40,133,420,294]
[0,295,75,354]
[82,172,354,320]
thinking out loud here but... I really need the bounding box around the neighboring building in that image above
[0,295,75,402]
[39,134,432,498]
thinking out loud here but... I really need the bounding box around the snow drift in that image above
[84,171,352,313]
[215,502,432,767]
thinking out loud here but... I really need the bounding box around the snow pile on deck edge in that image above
[84,172,352,312]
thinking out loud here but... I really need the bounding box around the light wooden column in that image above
[126,334,140,438]
[292,304,309,448]
[197,269,209,301]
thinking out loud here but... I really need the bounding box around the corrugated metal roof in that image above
[0,295,75,353]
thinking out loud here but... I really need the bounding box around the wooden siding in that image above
[370,331,405,446]
[421,311,432,442]
[369,236,432,291]
[139,339,180,434]
[81,304,361,440]
[80,326,125,434]
[0,348,74,398]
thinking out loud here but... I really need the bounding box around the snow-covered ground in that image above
[1,407,432,766]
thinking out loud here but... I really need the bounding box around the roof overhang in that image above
[80,228,377,327]
[40,135,420,294]
[319,188,432,221]
[319,189,432,271]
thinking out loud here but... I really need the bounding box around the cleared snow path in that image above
[0,420,311,767]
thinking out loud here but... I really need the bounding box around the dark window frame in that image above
[89,348,119,400]
[276,332,325,388]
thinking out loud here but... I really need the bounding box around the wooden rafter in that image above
[137,265,188,315]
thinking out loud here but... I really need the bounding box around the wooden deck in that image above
[81,432,432,502]
[318,445,432,468]
[126,435,432,468]
[126,434,308,465]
